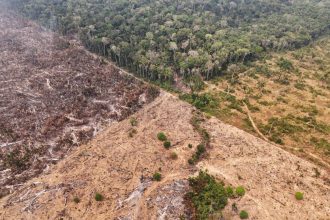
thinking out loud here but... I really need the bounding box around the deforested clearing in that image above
[1,92,329,219]
[0,1,330,220]
[0,9,158,192]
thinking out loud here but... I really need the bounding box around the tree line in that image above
[9,0,330,85]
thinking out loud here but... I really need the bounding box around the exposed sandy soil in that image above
[0,9,157,193]
[0,92,199,219]
[201,117,330,219]
[0,92,329,220]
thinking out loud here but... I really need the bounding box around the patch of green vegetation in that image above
[269,134,284,145]
[235,186,246,197]
[153,172,162,181]
[309,87,327,98]
[184,75,205,93]
[179,93,217,110]
[295,116,330,134]
[220,92,243,113]
[294,81,306,90]
[243,98,260,113]
[186,171,229,220]
[295,192,304,200]
[157,132,167,141]
[180,92,239,120]
[266,117,297,132]
[200,129,210,144]
[225,186,234,197]
[311,137,330,155]
[258,100,274,106]
[163,141,171,149]
[239,210,249,219]
[95,193,104,201]
[260,116,305,145]
[277,57,294,71]
[188,112,211,165]
[254,64,272,77]
[189,144,207,165]
[299,105,319,117]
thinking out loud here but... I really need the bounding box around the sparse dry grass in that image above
[205,37,330,166]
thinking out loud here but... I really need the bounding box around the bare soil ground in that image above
[0,92,199,219]
[201,117,330,219]
[0,92,329,219]
[0,9,157,195]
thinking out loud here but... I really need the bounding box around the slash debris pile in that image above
[0,9,159,195]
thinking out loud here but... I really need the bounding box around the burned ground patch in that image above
[0,10,158,192]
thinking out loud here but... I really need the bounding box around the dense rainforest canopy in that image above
[9,0,330,84]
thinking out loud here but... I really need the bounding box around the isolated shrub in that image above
[188,144,193,148]
[157,132,167,141]
[95,193,104,201]
[188,159,194,165]
[163,141,171,149]
[196,144,206,158]
[128,128,137,138]
[295,192,303,200]
[201,129,210,143]
[153,172,162,181]
[188,144,207,165]
[130,117,138,126]
[170,152,178,160]
[225,186,234,197]
[239,210,249,219]
[73,197,80,203]
[236,186,246,197]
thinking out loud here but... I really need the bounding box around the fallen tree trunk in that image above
[243,102,268,142]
